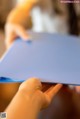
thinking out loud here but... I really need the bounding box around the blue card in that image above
[0,31,80,85]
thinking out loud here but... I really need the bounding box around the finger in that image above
[5,34,17,49]
[19,78,42,92]
[15,26,30,40]
[45,84,63,100]
[75,86,80,93]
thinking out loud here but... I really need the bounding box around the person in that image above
[5,77,62,119]
[5,0,80,46]
[5,0,80,119]
[5,0,80,93]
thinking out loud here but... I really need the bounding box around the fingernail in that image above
[23,36,32,41]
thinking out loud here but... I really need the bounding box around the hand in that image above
[5,78,63,119]
[19,78,63,109]
[5,23,29,49]
[5,0,39,49]
[75,86,80,93]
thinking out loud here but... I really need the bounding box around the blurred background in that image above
[0,0,80,119]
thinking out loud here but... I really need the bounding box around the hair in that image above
[51,1,79,36]
[67,3,79,36]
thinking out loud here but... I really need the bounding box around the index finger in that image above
[45,84,63,100]
[15,26,30,40]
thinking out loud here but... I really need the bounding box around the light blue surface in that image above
[0,31,80,85]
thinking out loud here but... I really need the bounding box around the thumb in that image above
[15,26,30,41]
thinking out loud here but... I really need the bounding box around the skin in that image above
[3,2,80,118]
[75,86,80,93]
[5,0,38,48]
[5,78,62,119]
[4,2,63,118]
[5,0,80,93]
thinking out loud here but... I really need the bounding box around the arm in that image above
[5,78,63,119]
[7,0,38,24]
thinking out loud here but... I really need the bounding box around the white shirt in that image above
[31,7,69,34]
[17,0,69,34]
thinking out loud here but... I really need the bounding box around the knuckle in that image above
[31,78,41,85]
[29,77,40,83]
[25,77,42,87]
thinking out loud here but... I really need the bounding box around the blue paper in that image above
[0,31,80,85]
